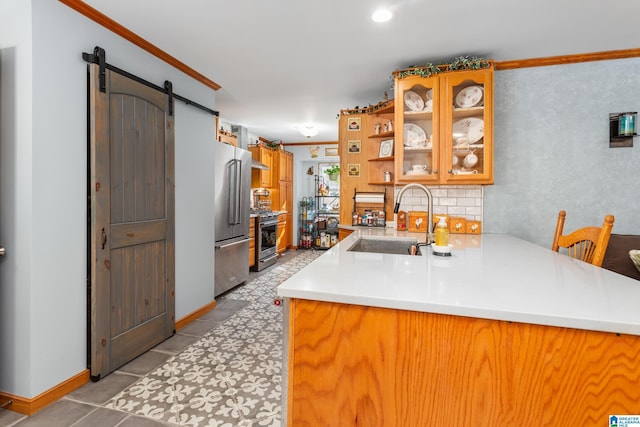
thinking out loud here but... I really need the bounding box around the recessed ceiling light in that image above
[372,9,392,23]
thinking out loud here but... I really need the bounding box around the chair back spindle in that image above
[551,210,615,267]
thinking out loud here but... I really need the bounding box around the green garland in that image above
[393,56,491,80]
[264,140,280,149]
[448,56,491,71]
[393,63,442,80]
[343,56,491,115]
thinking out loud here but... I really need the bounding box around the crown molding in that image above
[58,0,221,91]
[496,48,640,70]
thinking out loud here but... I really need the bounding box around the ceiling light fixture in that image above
[372,8,392,23]
[295,124,319,138]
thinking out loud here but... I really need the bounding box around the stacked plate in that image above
[455,85,484,108]
[404,90,424,111]
[453,118,484,144]
[404,123,427,148]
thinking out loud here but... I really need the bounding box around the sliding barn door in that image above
[88,63,175,379]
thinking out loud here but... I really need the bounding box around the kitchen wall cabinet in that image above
[338,65,494,227]
[276,180,293,249]
[394,66,494,184]
[249,145,274,188]
[277,150,293,182]
[274,149,294,251]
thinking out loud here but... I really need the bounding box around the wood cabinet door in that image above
[261,147,274,187]
[440,68,494,184]
[277,214,287,253]
[286,151,293,181]
[277,150,292,182]
[286,213,293,247]
[249,146,274,188]
[89,64,175,380]
[277,180,293,212]
[394,75,441,184]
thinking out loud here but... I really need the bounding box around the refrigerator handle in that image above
[234,159,242,225]
[227,159,237,225]
[215,237,251,249]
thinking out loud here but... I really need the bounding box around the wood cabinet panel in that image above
[249,145,274,188]
[277,150,293,182]
[440,68,493,184]
[286,212,293,248]
[277,213,287,254]
[274,151,293,252]
[338,228,353,241]
[287,299,640,426]
[276,180,293,213]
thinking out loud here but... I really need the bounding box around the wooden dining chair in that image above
[552,210,615,267]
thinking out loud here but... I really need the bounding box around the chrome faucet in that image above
[393,183,434,245]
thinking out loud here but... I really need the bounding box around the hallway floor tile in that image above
[3,249,321,427]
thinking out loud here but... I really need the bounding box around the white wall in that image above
[0,0,34,398]
[485,58,640,246]
[174,103,216,316]
[0,0,217,398]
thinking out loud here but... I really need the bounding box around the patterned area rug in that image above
[106,250,321,426]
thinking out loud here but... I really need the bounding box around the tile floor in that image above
[0,249,321,427]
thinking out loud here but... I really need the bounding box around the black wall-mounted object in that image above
[609,112,637,148]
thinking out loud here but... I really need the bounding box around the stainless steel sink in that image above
[346,237,422,256]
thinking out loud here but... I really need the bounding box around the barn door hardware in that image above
[82,46,219,117]
[165,81,173,116]
[82,46,106,92]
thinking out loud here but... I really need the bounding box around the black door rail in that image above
[82,46,219,117]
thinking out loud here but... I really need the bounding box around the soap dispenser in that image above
[433,216,451,257]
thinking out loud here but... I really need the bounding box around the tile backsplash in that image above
[393,185,483,221]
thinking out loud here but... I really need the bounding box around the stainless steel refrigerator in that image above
[214,142,252,296]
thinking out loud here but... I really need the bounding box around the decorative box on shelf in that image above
[449,217,467,234]
[407,211,429,233]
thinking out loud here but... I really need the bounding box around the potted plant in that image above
[325,164,340,181]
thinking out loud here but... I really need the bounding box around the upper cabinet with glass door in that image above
[394,75,440,183]
[441,68,493,184]
[394,64,494,185]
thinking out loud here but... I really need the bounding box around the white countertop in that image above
[277,229,640,336]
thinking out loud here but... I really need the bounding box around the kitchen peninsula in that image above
[277,230,640,426]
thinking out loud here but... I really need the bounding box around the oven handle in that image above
[259,254,278,264]
[260,219,279,227]
[215,237,251,250]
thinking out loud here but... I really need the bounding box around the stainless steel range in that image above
[253,210,279,271]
